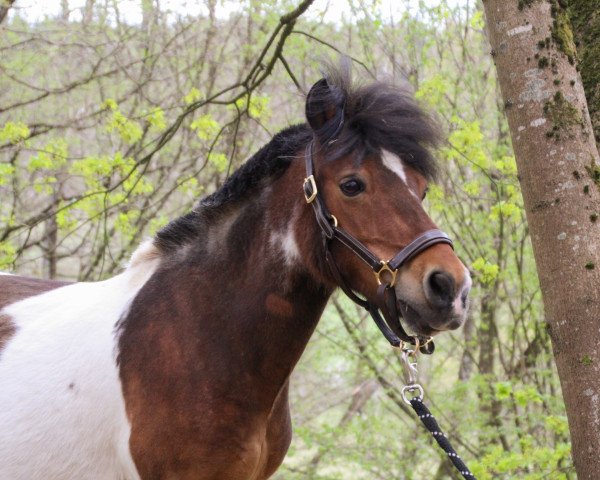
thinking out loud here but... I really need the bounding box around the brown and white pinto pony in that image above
[0,68,471,479]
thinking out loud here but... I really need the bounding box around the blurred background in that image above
[0,1,572,478]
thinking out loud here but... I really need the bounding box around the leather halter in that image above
[303,142,454,354]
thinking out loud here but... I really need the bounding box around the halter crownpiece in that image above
[303,142,454,354]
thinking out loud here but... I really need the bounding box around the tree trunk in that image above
[82,0,94,24]
[141,0,155,34]
[61,0,70,22]
[0,0,15,25]
[570,0,600,143]
[482,1,600,478]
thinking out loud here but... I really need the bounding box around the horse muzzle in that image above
[396,268,472,336]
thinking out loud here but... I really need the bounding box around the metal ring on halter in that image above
[375,262,398,287]
[401,384,424,405]
[399,337,420,354]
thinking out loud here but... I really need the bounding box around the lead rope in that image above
[399,344,476,479]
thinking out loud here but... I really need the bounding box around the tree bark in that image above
[61,0,70,22]
[141,0,155,34]
[570,0,600,143]
[0,0,15,25]
[482,1,600,478]
[82,0,94,25]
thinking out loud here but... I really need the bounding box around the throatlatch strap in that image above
[409,397,476,479]
[324,247,370,310]
[376,283,405,339]
[367,305,401,347]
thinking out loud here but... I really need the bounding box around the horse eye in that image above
[422,187,429,201]
[339,178,365,197]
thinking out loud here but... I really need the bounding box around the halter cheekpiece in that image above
[303,142,453,354]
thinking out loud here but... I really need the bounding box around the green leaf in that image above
[0,121,30,144]
[190,114,220,141]
[464,180,481,196]
[146,107,167,131]
[0,241,16,270]
[0,163,15,186]
[472,257,500,284]
[101,98,118,111]
[470,10,485,30]
[233,94,271,120]
[106,110,143,145]
[28,139,68,172]
[494,381,512,400]
[208,152,228,173]
[183,87,202,105]
[489,201,521,222]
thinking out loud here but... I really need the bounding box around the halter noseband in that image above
[303,142,453,354]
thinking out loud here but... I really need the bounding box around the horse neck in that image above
[120,156,332,407]
[205,159,332,390]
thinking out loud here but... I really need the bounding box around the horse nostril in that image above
[425,271,456,308]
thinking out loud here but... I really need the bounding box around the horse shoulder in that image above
[259,380,293,479]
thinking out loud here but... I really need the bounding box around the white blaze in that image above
[381,149,408,184]
[381,149,420,200]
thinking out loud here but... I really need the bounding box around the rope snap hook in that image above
[399,342,424,405]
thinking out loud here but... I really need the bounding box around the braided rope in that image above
[409,397,476,479]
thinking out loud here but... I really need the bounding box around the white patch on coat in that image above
[0,244,161,480]
[127,240,161,287]
[270,221,300,266]
[381,149,420,200]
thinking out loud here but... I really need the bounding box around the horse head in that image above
[303,72,471,341]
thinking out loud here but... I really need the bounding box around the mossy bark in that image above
[483,1,600,478]
[570,0,600,144]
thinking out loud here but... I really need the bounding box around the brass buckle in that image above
[303,175,317,203]
[375,262,398,287]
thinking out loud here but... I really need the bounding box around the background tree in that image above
[0,0,14,24]
[570,0,600,142]
[482,1,600,478]
[0,1,578,478]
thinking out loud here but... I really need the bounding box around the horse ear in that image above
[305,78,344,136]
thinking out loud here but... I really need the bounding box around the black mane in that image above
[313,62,440,178]
[201,124,311,212]
[155,125,311,252]
[155,65,440,253]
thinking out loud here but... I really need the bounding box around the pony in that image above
[0,66,471,479]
